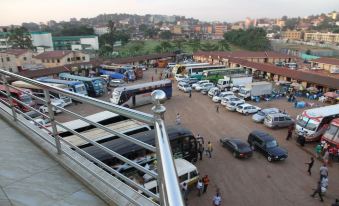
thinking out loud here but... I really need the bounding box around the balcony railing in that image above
[0,69,184,206]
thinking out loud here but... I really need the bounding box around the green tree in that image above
[217,39,230,51]
[145,27,159,38]
[186,39,201,52]
[8,27,33,49]
[224,28,270,51]
[200,42,218,51]
[159,31,172,40]
[128,41,145,55]
[172,38,186,50]
[153,41,173,53]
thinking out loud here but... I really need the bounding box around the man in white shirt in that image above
[213,193,221,206]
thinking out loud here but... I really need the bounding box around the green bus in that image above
[202,68,246,83]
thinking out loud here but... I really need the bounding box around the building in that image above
[304,32,339,43]
[310,57,339,72]
[0,49,34,73]
[194,25,201,33]
[93,26,109,36]
[34,50,90,68]
[0,32,9,50]
[281,30,303,40]
[276,19,286,28]
[172,25,182,34]
[214,24,227,38]
[30,32,54,53]
[52,36,99,51]
[231,23,244,30]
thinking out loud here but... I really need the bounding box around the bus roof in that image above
[113,79,172,92]
[174,159,197,176]
[11,81,68,89]
[36,77,83,86]
[83,126,193,163]
[63,119,150,147]
[203,68,244,72]
[0,85,29,93]
[54,111,120,133]
[59,73,103,81]
[186,65,225,69]
[302,104,339,119]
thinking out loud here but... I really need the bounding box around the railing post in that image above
[151,90,184,206]
[1,74,17,121]
[43,90,62,154]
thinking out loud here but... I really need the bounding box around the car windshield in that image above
[257,111,265,116]
[237,142,249,150]
[296,116,318,131]
[266,140,278,148]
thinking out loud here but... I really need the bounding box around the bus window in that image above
[182,136,190,157]
[326,124,338,140]
[179,173,188,183]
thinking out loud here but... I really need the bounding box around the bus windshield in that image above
[297,116,319,131]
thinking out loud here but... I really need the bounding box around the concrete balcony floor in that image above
[0,118,108,206]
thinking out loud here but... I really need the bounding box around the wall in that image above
[31,33,54,51]
[0,53,17,73]
[80,37,99,50]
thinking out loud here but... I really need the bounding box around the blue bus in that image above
[36,77,88,96]
[99,69,125,80]
[110,79,172,108]
[100,65,136,81]
[59,73,105,97]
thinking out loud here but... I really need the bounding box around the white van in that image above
[141,159,199,197]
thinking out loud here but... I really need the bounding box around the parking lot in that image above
[55,68,339,206]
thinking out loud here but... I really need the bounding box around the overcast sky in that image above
[1,0,338,25]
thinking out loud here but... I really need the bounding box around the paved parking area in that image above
[55,68,339,206]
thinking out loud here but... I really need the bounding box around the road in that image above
[55,68,339,206]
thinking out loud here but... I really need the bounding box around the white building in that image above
[93,26,109,36]
[30,32,54,53]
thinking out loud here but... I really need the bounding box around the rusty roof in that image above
[228,57,339,89]
[107,52,176,64]
[193,51,294,59]
[0,49,30,57]
[34,50,73,59]
[310,57,339,66]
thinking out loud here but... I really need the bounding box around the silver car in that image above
[264,113,294,128]
[252,108,280,123]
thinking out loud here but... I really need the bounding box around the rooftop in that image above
[52,35,98,41]
[0,49,30,57]
[310,57,339,66]
[34,50,72,59]
[193,51,294,59]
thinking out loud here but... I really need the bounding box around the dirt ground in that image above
[55,68,339,206]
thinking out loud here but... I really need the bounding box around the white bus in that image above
[172,63,210,77]
[11,81,72,106]
[295,104,339,141]
[63,119,151,148]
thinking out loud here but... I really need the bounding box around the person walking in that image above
[202,175,209,193]
[207,141,213,158]
[315,144,323,159]
[212,192,222,206]
[286,124,294,140]
[310,181,324,202]
[176,113,181,125]
[323,149,330,165]
[216,104,219,113]
[196,179,203,197]
[320,164,328,180]
[189,90,192,98]
[151,76,154,82]
[198,143,204,161]
[306,157,314,175]
[181,182,188,203]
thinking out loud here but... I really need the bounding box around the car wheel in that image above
[232,152,237,158]
[267,156,272,162]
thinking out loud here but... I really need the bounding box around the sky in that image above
[1,0,339,25]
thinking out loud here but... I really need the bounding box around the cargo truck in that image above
[217,74,253,91]
[238,81,272,100]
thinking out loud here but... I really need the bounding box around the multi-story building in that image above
[194,25,201,33]
[0,32,9,51]
[0,49,34,73]
[34,50,90,68]
[52,35,99,51]
[275,19,286,28]
[30,32,54,53]
[171,25,182,34]
[304,32,339,43]
[214,24,227,38]
[93,26,109,36]
[281,30,303,40]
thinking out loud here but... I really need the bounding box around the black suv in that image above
[248,131,288,162]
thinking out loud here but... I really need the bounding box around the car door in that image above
[278,116,285,127]
[285,116,293,127]
[225,141,236,152]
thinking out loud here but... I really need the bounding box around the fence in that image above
[0,69,184,206]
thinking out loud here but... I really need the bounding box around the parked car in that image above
[264,113,294,128]
[231,85,245,93]
[226,100,245,111]
[109,79,126,87]
[208,87,220,98]
[200,83,215,94]
[192,80,209,90]
[252,108,280,123]
[196,82,213,91]
[175,74,186,81]
[220,138,253,158]
[212,91,234,102]
[178,83,192,93]
[39,99,65,114]
[248,131,288,162]
[236,103,261,115]
[220,96,242,106]
[179,78,199,85]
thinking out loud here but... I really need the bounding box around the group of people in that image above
[310,164,329,202]
[315,141,339,164]
[196,134,213,160]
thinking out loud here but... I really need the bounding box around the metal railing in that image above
[0,69,184,206]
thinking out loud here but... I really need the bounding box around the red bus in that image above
[321,118,339,149]
[0,85,35,112]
